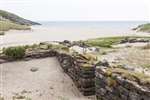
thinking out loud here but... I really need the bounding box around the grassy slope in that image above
[0,10,40,25]
[0,20,31,32]
[134,23,150,33]
[0,10,40,33]
[83,36,150,48]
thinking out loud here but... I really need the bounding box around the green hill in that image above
[0,10,40,25]
[0,20,31,31]
[0,10,40,34]
[133,23,150,33]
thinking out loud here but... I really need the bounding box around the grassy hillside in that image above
[133,23,150,33]
[0,10,40,34]
[0,10,40,25]
[0,20,30,32]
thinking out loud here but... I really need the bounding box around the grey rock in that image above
[30,67,39,72]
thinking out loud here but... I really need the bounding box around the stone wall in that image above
[95,66,150,100]
[57,52,95,96]
[1,43,150,99]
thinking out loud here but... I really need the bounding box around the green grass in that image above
[0,31,4,35]
[0,20,31,31]
[3,46,26,59]
[83,36,150,48]
[135,23,150,32]
[144,64,150,68]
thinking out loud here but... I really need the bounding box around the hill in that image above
[0,20,31,31]
[0,10,40,25]
[0,10,40,34]
[133,23,150,33]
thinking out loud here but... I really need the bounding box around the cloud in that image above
[0,0,149,21]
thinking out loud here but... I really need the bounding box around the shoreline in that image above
[0,25,150,48]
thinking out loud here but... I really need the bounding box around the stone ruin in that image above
[57,52,96,96]
[96,66,150,100]
[0,42,150,100]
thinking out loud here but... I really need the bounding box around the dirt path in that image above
[0,57,95,100]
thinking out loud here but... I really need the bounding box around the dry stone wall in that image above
[57,52,95,96]
[95,66,150,100]
[1,43,150,99]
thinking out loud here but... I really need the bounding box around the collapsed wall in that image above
[95,66,150,100]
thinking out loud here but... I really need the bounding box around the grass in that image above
[0,20,31,31]
[12,95,32,100]
[144,64,150,68]
[84,36,150,48]
[3,46,26,59]
[84,37,125,48]
[135,23,150,32]
[0,31,4,35]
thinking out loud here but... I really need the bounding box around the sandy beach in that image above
[0,24,150,48]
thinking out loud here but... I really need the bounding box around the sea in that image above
[40,21,147,29]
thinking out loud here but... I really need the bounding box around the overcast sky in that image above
[0,0,150,21]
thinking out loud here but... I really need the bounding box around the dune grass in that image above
[84,37,124,48]
[3,46,26,59]
[83,36,150,48]
[0,31,5,35]
[0,20,31,31]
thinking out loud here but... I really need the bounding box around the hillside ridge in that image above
[0,10,40,25]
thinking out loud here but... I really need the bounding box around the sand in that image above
[0,25,150,48]
[0,57,95,100]
[101,46,150,73]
